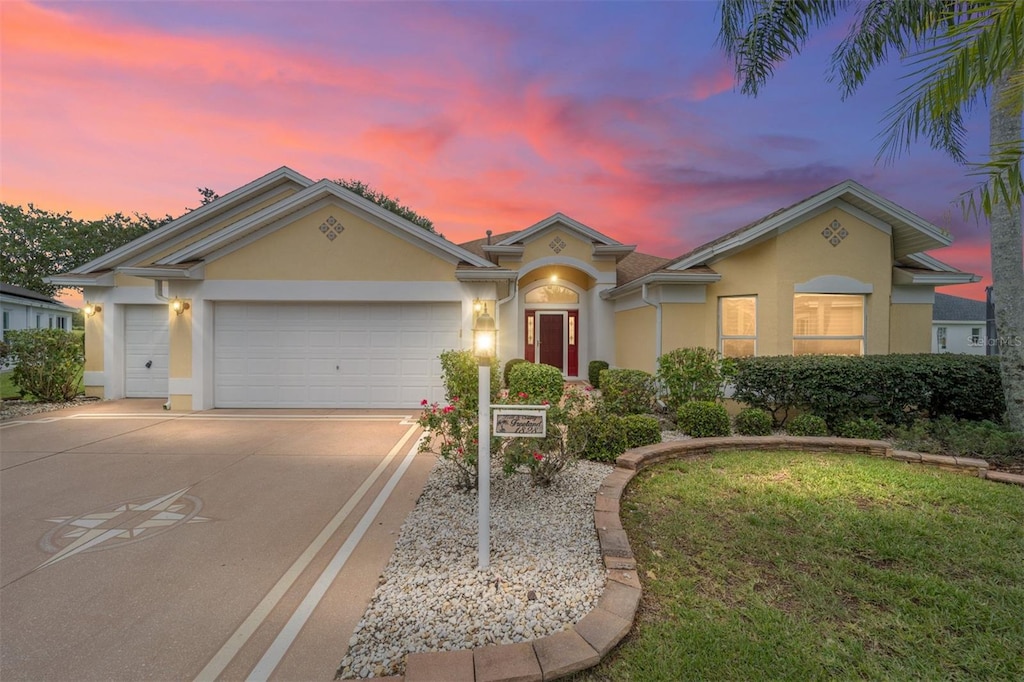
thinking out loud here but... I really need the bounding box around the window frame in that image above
[718,295,757,358]
[792,293,866,356]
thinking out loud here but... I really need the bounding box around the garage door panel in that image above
[124,305,170,398]
[215,302,458,408]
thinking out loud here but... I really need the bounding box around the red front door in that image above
[538,313,564,372]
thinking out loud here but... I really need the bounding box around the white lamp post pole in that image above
[477,357,491,570]
[473,302,496,571]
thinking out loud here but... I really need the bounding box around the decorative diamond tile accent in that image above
[821,219,847,247]
[319,216,344,241]
[549,237,567,254]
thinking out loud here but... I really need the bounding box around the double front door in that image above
[524,309,578,377]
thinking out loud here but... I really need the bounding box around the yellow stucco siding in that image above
[518,265,594,291]
[169,303,192,379]
[889,304,932,353]
[615,306,656,373]
[522,229,592,263]
[145,189,300,265]
[84,313,104,372]
[114,274,156,288]
[169,394,193,411]
[701,239,779,353]
[205,204,457,281]
[775,208,892,354]
[660,303,710,352]
[664,208,895,357]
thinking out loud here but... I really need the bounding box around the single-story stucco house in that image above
[932,292,988,355]
[1,282,76,342]
[49,167,978,410]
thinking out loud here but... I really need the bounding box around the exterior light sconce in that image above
[472,304,496,360]
[170,298,191,316]
[83,302,102,317]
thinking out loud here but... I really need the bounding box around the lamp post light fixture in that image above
[82,302,101,317]
[170,298,191,316]
[473,303,496,570]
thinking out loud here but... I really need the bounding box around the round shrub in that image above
[508,361,564,406]
[734,407,773,436]
[676,401,730,438]
[600,368,657,415]
[569,411,628,462]
[588,360,610,389]
[786,414,829,437]
[503,358,528,388]
[623,414,662,448]
[837,417,885,440]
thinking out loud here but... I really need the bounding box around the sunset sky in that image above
[1,0,996,301]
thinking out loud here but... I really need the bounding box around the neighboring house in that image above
[49,167,978,410]
[932,293,987,354]
[1,282,76,342]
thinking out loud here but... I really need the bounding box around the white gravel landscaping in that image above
[336,456,613,679]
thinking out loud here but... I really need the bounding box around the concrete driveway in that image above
[0,400,435,681]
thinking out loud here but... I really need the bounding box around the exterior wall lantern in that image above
[170,298,191,316]
[82,303,102,317]
[473,303,496,569]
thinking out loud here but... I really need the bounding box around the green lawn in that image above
[575,451,1024,681]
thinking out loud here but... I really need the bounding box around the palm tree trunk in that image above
[990,70,1024,431]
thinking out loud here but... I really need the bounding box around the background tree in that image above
[0,204,167,298]
[335,178,437,234]
[717,0,1024,430]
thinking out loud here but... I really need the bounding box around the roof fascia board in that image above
[905,252,959,272]
[482,245,525,257]
[893,267,980,285]
[68,167,314,274]
[603,271,722,299]
[116,264,206,280]
[46,272,116,287]
[0,294,75,311]
[454,269,519,282]
[592,244,637,261]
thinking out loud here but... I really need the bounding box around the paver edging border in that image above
[396,436,1023,681]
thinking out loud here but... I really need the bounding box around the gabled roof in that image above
[479,213,636,262]
[150,179,495,271]
[50,168,497,285]
[495,213,623,247]
[664,179,953,272]
[0,283,76,311]
[64,166,315,276]
[933,293,986,322]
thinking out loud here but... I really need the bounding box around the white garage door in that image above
[124,305,169,398]
[214,302,461,408]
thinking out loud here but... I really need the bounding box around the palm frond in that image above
[717,0,849,96]
[961,143,1024,218]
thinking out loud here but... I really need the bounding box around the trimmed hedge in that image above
[786,414,829,437]
[508,361,564,406]
[599,368,657,415]
[439,349,500,411]
[571,411,628,462]
[623,414,662,448]
[732,354,1004,428]
[503,358,528,388]
[838,417,885,440]
[677,401,731,438]
[735,407,773,436]
[588,360,609,389]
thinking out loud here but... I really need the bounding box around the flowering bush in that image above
[417,399,481,489]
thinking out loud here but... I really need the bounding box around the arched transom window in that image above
[524,284,579,304]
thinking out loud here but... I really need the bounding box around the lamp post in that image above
[473,303,496,570]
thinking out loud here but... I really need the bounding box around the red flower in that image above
[442,405,454,414]
[518,392,528,399]
[585,386,593,392]
[421,399,429,406]
[541,400,550,406]
[533,452,544,461]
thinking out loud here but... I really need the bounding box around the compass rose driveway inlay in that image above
[0,400,436,682]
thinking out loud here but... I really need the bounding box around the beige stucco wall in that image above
[615,306,656,372]
[84,312,104,372]
[114,273,156,288]
[205,204,457,281]
[518,265,594,291]
[889,303,933,353]
[659,207,895,358]
[147,189,300,265]
[169,302,191,379]
[660,303,708,352]
[518,228,617,274]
